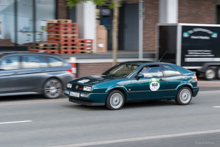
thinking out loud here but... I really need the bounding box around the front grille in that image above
[70,84,84,90]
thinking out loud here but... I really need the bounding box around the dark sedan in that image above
[0,52,75,98]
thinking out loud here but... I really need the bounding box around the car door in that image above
[14,55,49,92]
[0,56,22,93]
[161,64,183,98]
[130,65,167,100]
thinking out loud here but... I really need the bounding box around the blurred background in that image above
[1,0,220,78]
[0,1,220,147]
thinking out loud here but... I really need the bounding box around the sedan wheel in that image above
[43,78,62,99]
[204,68,216,80]
[106,90,125,110]
[175,87,192,105]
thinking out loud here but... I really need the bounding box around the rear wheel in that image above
[43,78,62,99]
[175,87,192,105]
[204,68,216,80]
[106,90,125,110]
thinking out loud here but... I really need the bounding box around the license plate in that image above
[69,91,80,97]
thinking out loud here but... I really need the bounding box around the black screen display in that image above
[181,26,220,66]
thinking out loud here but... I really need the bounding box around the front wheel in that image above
[175,87,192,105]
[43,78,62,99]
[106,90,125,110]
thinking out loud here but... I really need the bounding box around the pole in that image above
[112,0,118,65]
[139,0,144,60]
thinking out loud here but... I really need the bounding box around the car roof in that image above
[121,61,150,64]
[0,51,60,57]
[121,61,172,65]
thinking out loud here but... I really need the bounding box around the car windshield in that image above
[103,63,140,77]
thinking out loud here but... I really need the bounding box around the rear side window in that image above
[22,56,47,69]
[0,56,20,70]
[161,65,181,76]
[47,57,63,67]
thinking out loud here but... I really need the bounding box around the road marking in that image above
[213,106,220,108]
[53,129,220,147]
[0,120,32,125]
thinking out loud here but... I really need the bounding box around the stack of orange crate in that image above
[78,39,93,54]
[47,19,79,54]
[28,42,59,54]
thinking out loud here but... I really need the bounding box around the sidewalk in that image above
[198,80,220,87]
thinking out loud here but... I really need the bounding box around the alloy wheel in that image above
[44,79,62,99]
[179,89,191,104]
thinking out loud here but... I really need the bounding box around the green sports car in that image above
[64,61,199,110]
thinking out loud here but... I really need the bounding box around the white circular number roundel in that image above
[149,78,160,91]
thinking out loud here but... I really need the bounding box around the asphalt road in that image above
[0,88,220,147]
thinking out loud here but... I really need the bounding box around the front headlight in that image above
[83,86,92,91]
[67,83,72,88]
[64,90,69,94]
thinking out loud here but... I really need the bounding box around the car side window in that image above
[0,56,20,70]
[47,57,63,67]
[161,65,181,76]
[139,65,163,78]
[22,56,47,69]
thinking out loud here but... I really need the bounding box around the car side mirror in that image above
[137,73,144,79]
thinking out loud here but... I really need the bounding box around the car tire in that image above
[175,87,192,105]
[43,78,62,99]
[106,90,125,110]
[216,67,220,80]
[204,68,216,80]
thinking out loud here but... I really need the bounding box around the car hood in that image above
[69,75,122,86]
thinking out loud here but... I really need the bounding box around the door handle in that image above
[160,78,165,81]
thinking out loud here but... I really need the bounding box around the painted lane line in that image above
[53,129,220,147]
[0,120,32,125]
[213,106,220,108]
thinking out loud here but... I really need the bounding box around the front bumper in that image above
[69,98,104,106]
[64,89,107,105]
[192,87,199,97]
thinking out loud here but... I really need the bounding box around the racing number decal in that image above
[149,78,160,91]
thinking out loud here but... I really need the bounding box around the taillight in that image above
[194,75,197,82]
[67,68,73,73]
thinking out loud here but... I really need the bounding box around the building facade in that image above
[1,0,220,51]
[1,0,220,77]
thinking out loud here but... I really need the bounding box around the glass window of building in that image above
[0,0,15,46]
[17,0,34,46]
[36,0,55,42]
[0,0,56,47]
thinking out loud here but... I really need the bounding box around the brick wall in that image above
[143,0,159,51]
[56,0,159,51]
[77,62,114,78]
[178,0,220,24]
[55,0,220,52]
[57,0,68,19]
